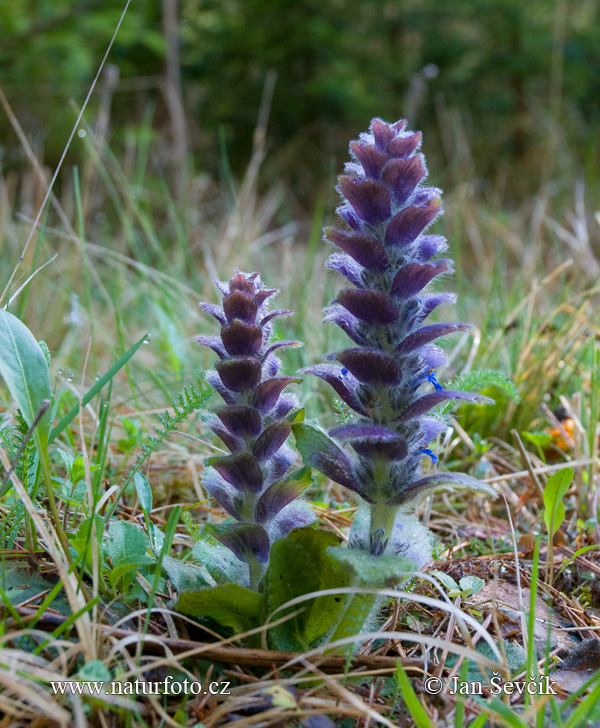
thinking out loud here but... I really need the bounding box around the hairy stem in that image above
[368,501,399,556]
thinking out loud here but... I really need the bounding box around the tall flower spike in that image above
[298,119,495,560]
[199,271,315,589]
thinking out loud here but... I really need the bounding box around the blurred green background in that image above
[1,0,599,434]
[1,0,599,208]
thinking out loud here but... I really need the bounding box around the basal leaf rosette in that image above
[295,119,495,560]
[198,271,314,588]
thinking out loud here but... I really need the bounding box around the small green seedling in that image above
[543,466,573,583]
[430,571,486,599]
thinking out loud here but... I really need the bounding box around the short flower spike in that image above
[199,271,314,588]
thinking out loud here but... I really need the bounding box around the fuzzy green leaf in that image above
[265,528,351,651]
[177,583,263,633]
[108,558,155,587]
[106,521,149,568]
[78,660,111,683]
[0,310,52,446]
[162,555,215,592]
[192,536,248,586]
[0,565,70,614]
[70,515,104,571]
[327,546,415,587]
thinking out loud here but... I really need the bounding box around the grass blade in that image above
[49,333,147,443]
[395,660,434,728]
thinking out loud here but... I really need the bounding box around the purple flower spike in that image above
[198,271,315,588]
[300,118,495,558]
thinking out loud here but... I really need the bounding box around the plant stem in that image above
[247,555,264,592]
[368,501,399,556]
[37,442,73,565]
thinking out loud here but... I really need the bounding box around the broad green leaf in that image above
[106,521,149,567]
[475,639,526,677]
[133,472,153,515]
[177,583,263,634]
[0,309,52,445]
[522,431,552,448]
[327,546,415,587]
[265,528,351,651]
[127,570,167,604]
[543,467,573,537]
[192,536,247,585]
[71,455,91,485]
[430,569,460,592]
[326,547,416,651]
[57,479,87,506]
[162,555,215,592]
[0,565,70,614]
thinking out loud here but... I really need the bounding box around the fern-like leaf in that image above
[441,368,520,415]
[125,377,212,488]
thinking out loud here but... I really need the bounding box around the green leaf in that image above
[394,660,434,728]
[57,479,86,506]
[106,521,149,568]
[0,565,70,614]
[543,467,573,537]
[468,716,488,728]
[430,570,460,592]
[327,547,415,587]
[78,660,111,683]
[192,536,247,585]
[177,583,263,634]
[56,448,75,473]
[459,575,485,596]
[0,309,52,446]
[108,559,155,588]
[265,528,351,650]
[162,555,215,592]
[133,472,153,516]
[522,431,552,448]
[71,455,90,485]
